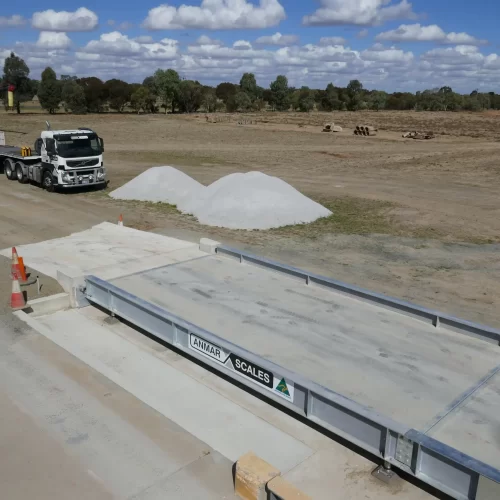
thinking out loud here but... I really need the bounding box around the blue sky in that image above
[1,1,500,92]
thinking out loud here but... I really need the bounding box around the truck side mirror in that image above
[99,137,104,152]
[45,138,55,155]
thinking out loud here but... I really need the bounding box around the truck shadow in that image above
[57,182,109,195]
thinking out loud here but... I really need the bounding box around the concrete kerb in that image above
[24,293,70,317]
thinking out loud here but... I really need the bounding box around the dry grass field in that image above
[1,110,500,327]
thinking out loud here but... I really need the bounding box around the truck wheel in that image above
[4,159,15,180]
[42,172,55,192]
[15,163,28,184]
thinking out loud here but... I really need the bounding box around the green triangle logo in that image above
[276,378,290,397]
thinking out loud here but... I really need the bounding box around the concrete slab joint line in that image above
[267,476,312,500]
[235,452,280,500]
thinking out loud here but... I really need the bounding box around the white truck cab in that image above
[1,126,106,192]
[38,128,106,190]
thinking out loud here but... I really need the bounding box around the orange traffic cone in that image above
[11,277,27,311]
[118,214,124,227]
[18,256,27,282]
[11,247,22,280]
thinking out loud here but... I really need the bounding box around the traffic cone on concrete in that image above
[118,214,124,227]
[11,247,22,280]
[11,277,27,311]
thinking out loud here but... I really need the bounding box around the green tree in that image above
[319,83,341,111]
[202,87,217,112]
[61,80,86,114]
[104,79,131,112]
[346,79,363,111]
[240,73,257,101]
[234,91,252,112]
[130,86,151,114]
[78,77,106,112]
[154,69,180,113]
[215,82,238,104]
[176,80,204,113]
[368,90,387,111]
[297,86,315,112]
[142,76,159,113]
[37,67,61,114]
[270,75,289,111]
[2,52,36,114]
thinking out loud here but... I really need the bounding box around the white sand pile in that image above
[182,171,332,230]
[110,166,331,230]
[110,166,203,206]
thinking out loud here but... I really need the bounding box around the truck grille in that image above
[66,158,99,168]
[74,169,96,176]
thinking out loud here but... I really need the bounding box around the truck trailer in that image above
[0,125,106,192]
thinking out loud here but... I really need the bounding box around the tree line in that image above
[2,52,500,114]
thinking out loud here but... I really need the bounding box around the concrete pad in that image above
[0,222,200,280]
[19,308,314,472]
[0,314,213,499]
[235,451,280,500]
[131,451,237,500]
[0,386,112,500]
[281,449,431,500]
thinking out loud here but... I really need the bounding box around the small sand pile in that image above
[183,171,331,230]
[110,167,331,230]
[110,166,203,206]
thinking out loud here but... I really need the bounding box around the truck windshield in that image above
[55,134,102,158]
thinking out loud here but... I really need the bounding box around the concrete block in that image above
[235,452,280,500]
[26,293,70,317]
[56,269,88,308]
[267,476,311,500]
[200,238,221,254]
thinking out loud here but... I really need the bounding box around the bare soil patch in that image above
[1,110,499,326]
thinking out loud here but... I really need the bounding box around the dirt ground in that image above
[1,110,499,328]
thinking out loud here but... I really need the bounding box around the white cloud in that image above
[0,15,26,27]
[233,40,253,50]
[32,7,98,32]
[376,24,487,45]
[358,29,369,38]
[134,35,154,43]
[193,35,223,46]
[188,39,267,59]
[318,36,347,46]
[4,27,500,93]
[362,46,413,63]
[255,32,299,46]
[420,45,484,66]
[36,32,72,50]
[142,0,286,30]
[303,0,417,27]
[82,32,178,59]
